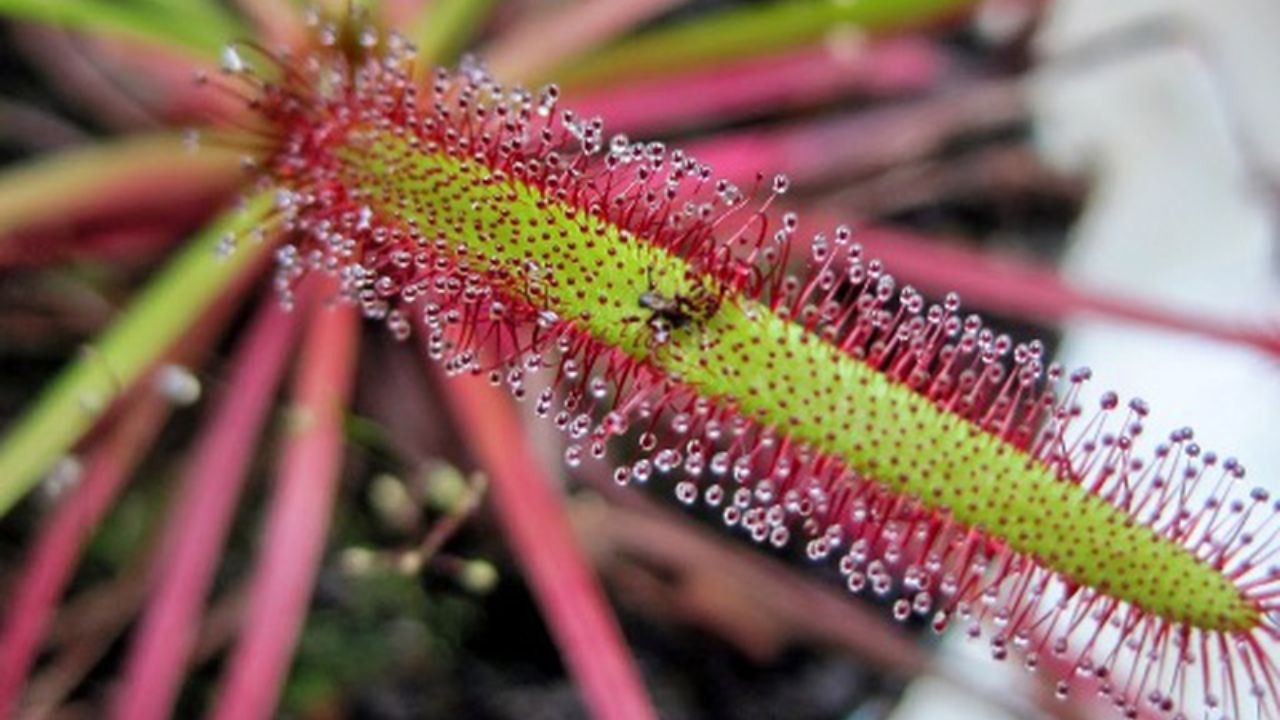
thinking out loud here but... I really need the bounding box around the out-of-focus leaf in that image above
[438,372,657,720]
[409,0,498,66]
[549,0,976,88]
[0,0,241,58]
[135,0,240,30]
[481,0,682,83]
[0,134,240,261]
[230,0,306,46]
[0,192,274,517]
[210,294,358,720]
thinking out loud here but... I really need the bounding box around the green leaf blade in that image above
[0,192,275,515]
[551,0,975,89]
[0,0,243,59]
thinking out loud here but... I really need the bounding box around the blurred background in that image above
[0,1,1277,718]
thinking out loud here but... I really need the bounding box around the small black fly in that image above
[639,289,695,344]
[633,267,720,346]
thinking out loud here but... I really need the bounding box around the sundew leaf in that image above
[232,32,1280,715]
[0,192,275,516]
[548,0,975,88]
[0,133,240,251]
[0,0,241,58]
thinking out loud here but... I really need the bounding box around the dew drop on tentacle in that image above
[155,364,202,406]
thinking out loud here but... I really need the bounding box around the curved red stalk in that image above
[110,297,302,720]
[0,393,167,716]
[567,38,945,136]
[438,371,657,720]
[209,295,358,720]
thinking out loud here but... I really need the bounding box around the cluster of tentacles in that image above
[210,19,1280,720]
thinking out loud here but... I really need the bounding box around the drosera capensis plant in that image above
[1,1,1278,719]
[205,15,1280,720]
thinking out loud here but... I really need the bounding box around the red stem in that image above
[437,370,656,720]
[208,297,358,720]
[0,393,167,716]
[0,278,250,715]
[567,38,945,136]
[110,298,303,720]
[3,189,237,269]
[836,222,1280,359]
[681,78,1024,191]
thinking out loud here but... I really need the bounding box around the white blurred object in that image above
[892,0,1280,719]
[1033,0,1280,497]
